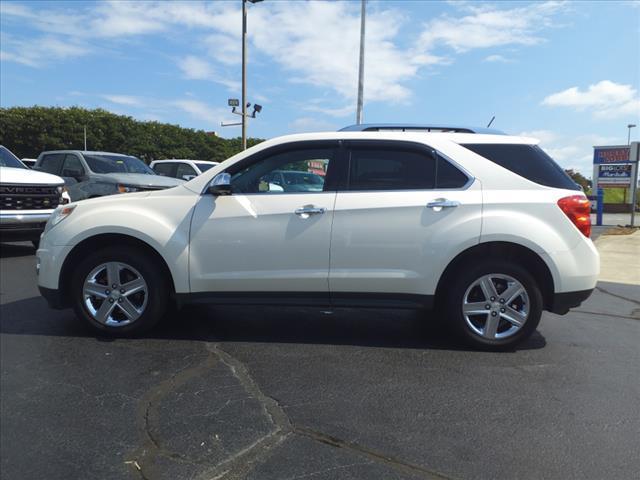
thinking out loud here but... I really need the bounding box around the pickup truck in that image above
[1,145,69,247]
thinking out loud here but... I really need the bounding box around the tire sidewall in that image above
[71,246,167,336]
[445,260,543,350]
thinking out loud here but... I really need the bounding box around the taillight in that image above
[557,195,591,237]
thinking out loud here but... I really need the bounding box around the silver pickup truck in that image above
[0,145,68,247]
[34,150,184,201]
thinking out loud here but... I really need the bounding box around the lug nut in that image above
[500,308,506,313]
[105,289,110,295]
[490,296,496,301]
[108,298,114,303]
[120,289,125,294]
[485,304,491,309]
[499,298,506,304]
[112,284,117,289]
[491,311,497,317]
[118,297,123,303]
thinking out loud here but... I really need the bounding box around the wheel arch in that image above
[435,241,555,311]
[58,233,177,308]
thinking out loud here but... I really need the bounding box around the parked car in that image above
[150,159,219,181]
[21,158,38,168]
[0,145,69,247]
[34,151,184,202]
[263,170,324,192]
[36,129,599,350]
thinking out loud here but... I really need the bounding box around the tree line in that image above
[0,106,263,163]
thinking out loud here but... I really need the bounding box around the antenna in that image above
[486,116,495,128]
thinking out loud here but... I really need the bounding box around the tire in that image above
[70,246,169,336]
[443,259,543,351]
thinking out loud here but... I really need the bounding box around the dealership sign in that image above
[597,164,632,186]
[593,146,631,164]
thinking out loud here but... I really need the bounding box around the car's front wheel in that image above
[71,246,168,336]
[444,260,543,350]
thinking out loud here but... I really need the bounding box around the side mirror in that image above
[62,169,85,182]
[208,172,232,196]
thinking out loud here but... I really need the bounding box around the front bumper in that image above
[549,288,594,315]
[0,211,53,241]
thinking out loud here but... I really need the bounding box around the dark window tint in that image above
[38,154,65,175]
[195,162,216,172]
[348,148,435,191]
[61,154,85,177]
[437,155,468,188]
[0,146,26,168]
[176,163,197,179]
[84,154,153,174]
[153,163,176,177]
[462,144,580,190]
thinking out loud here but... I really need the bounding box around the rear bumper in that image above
[549,288,594,315]
[38,286,68,310]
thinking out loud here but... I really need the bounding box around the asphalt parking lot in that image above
[1,241,639,480]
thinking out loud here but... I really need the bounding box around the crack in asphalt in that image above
[595,285,640,306]
[202,343,453,480]
[127,341,454,480]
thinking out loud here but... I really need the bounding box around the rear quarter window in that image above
[461,144,580,190]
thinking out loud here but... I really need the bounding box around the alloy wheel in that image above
[462,273,530,340]
[82,262,148,327]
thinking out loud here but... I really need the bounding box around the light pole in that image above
[356,0,366,124]
[628,124,637,145]
[242,0,263,150]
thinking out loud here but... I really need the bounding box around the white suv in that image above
[36,130,599,349]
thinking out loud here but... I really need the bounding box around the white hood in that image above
[0,166,64,185]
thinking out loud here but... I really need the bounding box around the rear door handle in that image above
[427,198,460,210]
[295,205,326,218]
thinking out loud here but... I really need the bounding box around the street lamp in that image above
[628,124,637,145]
[356,0,366,125]
[242,0,263,150]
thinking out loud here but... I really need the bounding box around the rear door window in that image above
[152,162,176,177]
[348,147,435,191]
[38,154,65,175]
[461,144,579,190]
[176,163,197,179]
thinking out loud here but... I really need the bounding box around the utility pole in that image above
[242,0,248,150]
[84,125,87,151]
[356,0,366,125]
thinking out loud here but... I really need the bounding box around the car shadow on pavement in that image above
[0,297,547,352]
[0,243,35,258]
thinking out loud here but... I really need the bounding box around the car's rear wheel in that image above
[71,246,168,336]
[444,260,542,350]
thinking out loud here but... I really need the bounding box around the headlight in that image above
[117,184,139,193]
[49,205,76,227]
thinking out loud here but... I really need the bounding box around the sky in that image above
[1,0,639,177]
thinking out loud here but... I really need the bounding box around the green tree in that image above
[0,106,264,164]
[564,169,592,192]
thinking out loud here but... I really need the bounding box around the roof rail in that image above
[339,123,505,135]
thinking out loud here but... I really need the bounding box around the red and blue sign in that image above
[593,146,630,164]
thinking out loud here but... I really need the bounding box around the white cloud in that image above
[1,1,568,115]
[177,56,239,91]
[100,94,144,107]
[484,54,511,63]
[0,34,91,67]
[418,1,565,53]
[171,99,228,126]
[542,81,640,119]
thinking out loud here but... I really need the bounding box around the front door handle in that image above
[295,205,326,218]
[427,198,460,210]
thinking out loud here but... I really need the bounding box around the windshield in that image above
[282,171,324,185]
[0,146,27,169]
[84,154,154,174]
[195,162,216,172]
